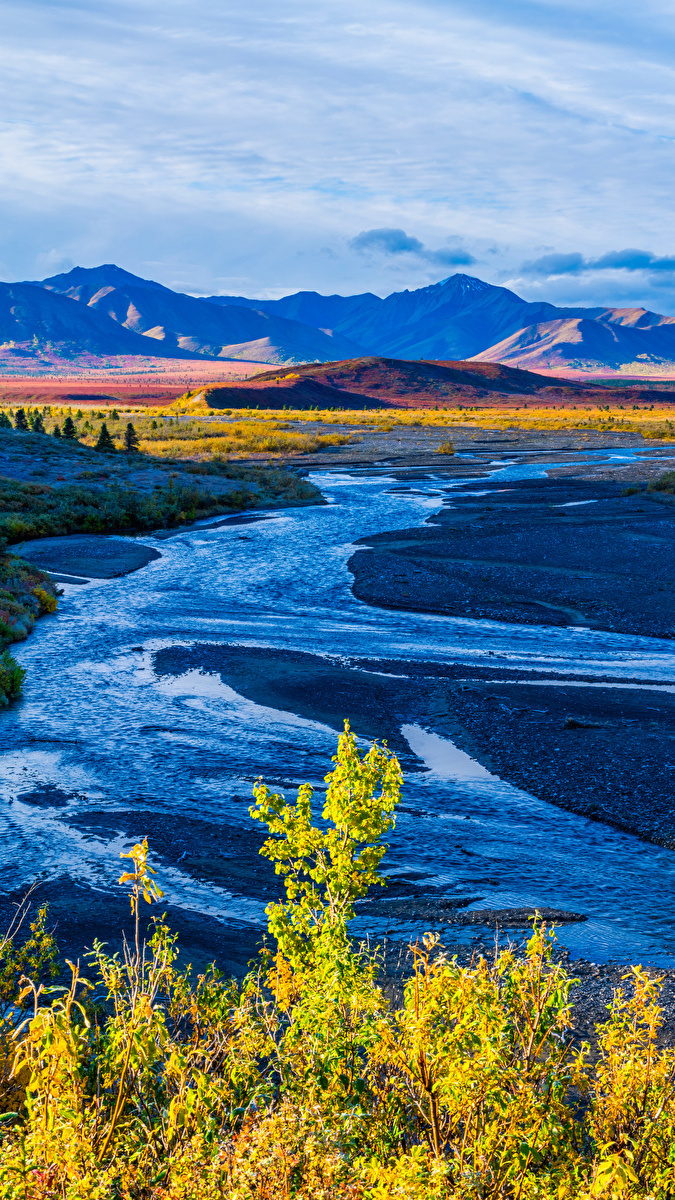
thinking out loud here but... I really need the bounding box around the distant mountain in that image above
[0,280,201,360]
[471,309,675,373]
[16,264,675,373]
[214,275,675,373]
[212,275,577,359]
[27,265,365,365]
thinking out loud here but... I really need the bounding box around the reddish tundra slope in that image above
[198,357,675,410]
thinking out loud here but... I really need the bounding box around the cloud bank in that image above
[349,228,475,267]
[522,249,675,277]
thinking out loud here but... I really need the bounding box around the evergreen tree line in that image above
[6,408,139,452]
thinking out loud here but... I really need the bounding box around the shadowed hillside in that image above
[198,356,585,410]
[27,265,364,365]
[12,264,675,375]
[194,356,675,414]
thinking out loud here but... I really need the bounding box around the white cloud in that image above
[1,0,675,305]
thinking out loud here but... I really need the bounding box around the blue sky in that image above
[3,0,675,308]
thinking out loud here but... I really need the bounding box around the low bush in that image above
[0,726,674,1197]
[648,470,675,495]
[0,650,24,705]
[0,554,57,705]
[0,470,320,546]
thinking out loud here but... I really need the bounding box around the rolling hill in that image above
[196,356,675,411]
[196,356,590,410]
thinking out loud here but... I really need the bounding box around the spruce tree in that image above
[62,416,77,439]
[95,423,116,453]
[52,424,62,438]
[0,413,12,429]
[124,422,139,453]
[14,409,29,432]
[32,415,45,434]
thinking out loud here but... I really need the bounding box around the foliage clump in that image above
[0,726,674,1196]
[0,470,318,545]
[0,552,57,705]
[647,469,675,495]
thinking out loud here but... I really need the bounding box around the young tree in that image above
[32,415,45,434]
[95,423,116,453]
[14,408,29,432]
[124,422,139,453]
[52,424,62,438]
[0,413,12,430]
[62,416,78,440]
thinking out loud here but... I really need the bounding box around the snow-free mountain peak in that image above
[14,264,675,373]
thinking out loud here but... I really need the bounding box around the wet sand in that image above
[150,640,675,848]
[349,477,675,639]
[344,461,675,853]
[16,535,162,580]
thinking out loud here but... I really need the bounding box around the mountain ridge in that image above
[24,266,364,365]
[13,264,675,374]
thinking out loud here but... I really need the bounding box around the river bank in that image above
[349,474,675,637]
[343,438,675,849]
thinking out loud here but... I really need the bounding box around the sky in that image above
[3,0,675,309]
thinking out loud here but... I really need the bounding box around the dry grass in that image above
[168,400,675,441]
[134,419,354,459]
[0,405,356,460]
[166,395,675,439]
[1,399,673,464]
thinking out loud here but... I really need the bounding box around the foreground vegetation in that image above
[1,725,675,1197]
[648,469,675,495]
[0,553,56,707]
[0,466,319,544]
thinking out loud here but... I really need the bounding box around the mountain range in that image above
[2,263,675,374]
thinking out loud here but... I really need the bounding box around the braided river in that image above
[2,452,675,965]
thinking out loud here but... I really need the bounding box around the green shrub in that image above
[647,469,675,495]
[0,556,57,703]
[0,649,25,705]
[1,727,675,1196]
[0,469,321,548]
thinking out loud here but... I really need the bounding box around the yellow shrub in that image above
[31,587,57,614]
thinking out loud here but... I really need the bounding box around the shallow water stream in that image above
[2,456,675,965]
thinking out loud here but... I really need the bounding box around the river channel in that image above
[2,452,675,967]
